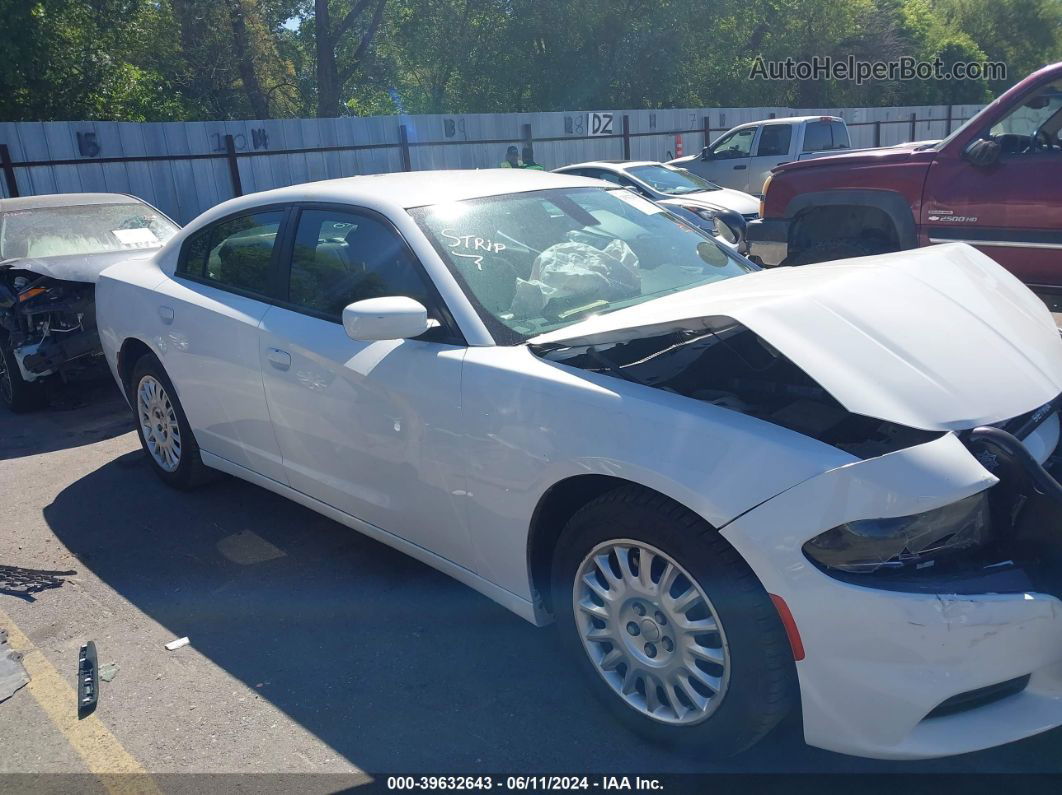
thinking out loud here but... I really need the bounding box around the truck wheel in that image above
[785,238,890,266]
[129,353,212,489]
[0,333,46,413]
[551,485,797,757]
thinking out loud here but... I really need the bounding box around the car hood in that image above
[0,249,157,284]
[775,144,937,173]
[660,189,759,216]
[530,243,1062,431]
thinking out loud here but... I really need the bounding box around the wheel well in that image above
[527,475,672,617]
[117,338,153,395]
[789,205,899,256]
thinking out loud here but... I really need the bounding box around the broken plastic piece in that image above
[99,663,119,683]
[77,641,98,719]
[164,637,189,651]
[0,629,30,703]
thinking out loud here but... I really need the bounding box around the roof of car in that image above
[730,115,843,129]
[190,169,607,227]
[554,161,662,171]
[0,192,141,212]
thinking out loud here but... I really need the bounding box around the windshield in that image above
[0,202,178,260]
[627,165,720,195]
[411,187,755,342]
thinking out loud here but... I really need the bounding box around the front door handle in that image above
[266,348,291,371]
[733,164,747,170]
[158,306,174,324]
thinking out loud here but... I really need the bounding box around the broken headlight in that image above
[802,492,992,574]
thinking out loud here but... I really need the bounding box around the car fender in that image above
[785,189,918,249]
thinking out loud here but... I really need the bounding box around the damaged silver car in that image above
[0,193,178,411]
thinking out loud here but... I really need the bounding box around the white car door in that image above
[745,123,794,197]
[257,204,474,567]
[696,126,758,191]
[156,207,288,483]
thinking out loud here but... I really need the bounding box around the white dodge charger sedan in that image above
[95,170,1062,760]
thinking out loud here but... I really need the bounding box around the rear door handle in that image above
[158,306,174,324]
[266,348,291,371]
[733,164,747,170]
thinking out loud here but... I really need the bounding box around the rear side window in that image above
[802,122,832,152]
[756,125,792,157]
[177,210,283,295]
[802,121,849,152]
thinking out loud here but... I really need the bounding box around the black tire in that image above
[0,332,46,413]
[128,353,212,489]
[552,485,797,757]
[785,237,890,266]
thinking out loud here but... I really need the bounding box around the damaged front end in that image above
[531,317,941,460]
[532,317,1062,596]
[0,268,101,389]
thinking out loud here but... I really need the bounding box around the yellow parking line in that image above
[1,606,160,795]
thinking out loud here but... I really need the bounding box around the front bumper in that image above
[721,432,1062,759]
[747,218,789,267]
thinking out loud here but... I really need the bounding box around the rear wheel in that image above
[129,353,211,489]
[552,486,796,757]
[0,333,46,413]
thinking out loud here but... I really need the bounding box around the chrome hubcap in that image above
[573,540,730,725]
[137,375,181,472]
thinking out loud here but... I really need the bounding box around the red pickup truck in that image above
[749,62,1062,310]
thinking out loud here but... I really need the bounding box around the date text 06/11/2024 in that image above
[386,776,665,791]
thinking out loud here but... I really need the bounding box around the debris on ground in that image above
[0,565,76,602]
[99,662,119,682]
[77,641,98,719]
[164,637,189,651]
[0,629,30,703]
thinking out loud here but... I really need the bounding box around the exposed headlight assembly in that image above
[802,492,993,574]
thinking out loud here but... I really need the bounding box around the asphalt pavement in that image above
[2,374,1062,789]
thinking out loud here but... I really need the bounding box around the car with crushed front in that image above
[0,193,179,411]
[94,170,1062,760]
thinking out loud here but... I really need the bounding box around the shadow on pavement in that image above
[42,451,1062,774]
[0,376,131,461]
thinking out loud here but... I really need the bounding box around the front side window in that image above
[287,209,432,318]
[0,202,178,260]
[178,210,282,295]
[411,187,755,341]
[626,165,720,195]
[711,127,755,159]
[988,79,1062,155]
[756,125,792,157]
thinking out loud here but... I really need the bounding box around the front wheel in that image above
[552,486,796,757]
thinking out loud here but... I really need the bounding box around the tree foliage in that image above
[1,0,1059,121]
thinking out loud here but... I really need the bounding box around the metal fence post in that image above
[0,144,19,198]
[945,104,953,136]
[399,124,412,172]
[703,116,711,148]
[521,122,533,162]
[909,113,917,142]
[224,134,243,197]
[622,115,631,160]
[874,120,881,148]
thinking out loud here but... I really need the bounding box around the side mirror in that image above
[964,138,1000,167]
[700,147,713,161]
[342,296,429,341]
